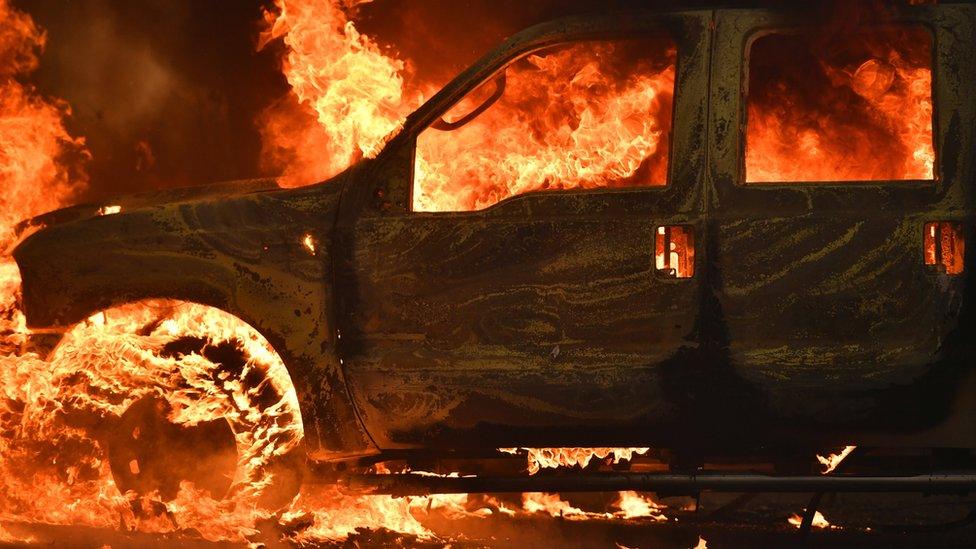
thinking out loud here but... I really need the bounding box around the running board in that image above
[347,472,976,496]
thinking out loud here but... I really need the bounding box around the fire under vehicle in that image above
[11,2,976,505]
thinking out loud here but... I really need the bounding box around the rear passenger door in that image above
[710,5,976,429]
[335,13,713,449]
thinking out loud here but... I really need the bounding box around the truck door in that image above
[334,13,712,450]
[709,4,976,434]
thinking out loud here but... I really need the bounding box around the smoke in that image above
[22,0,284,200]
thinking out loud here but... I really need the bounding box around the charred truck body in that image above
[12,3,976,492]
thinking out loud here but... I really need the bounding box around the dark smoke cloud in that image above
[18,0,286,201]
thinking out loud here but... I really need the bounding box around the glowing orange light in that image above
[924,222,965,275]
[302,233,317,255]
[746,26,934,183]
[97,205,121,216]
[414,39,675,212]
[655,226,694,278]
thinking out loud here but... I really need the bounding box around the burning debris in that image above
[788,510,834,530]
[614,490,668,521]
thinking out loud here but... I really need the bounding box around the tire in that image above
[50,300,306,509]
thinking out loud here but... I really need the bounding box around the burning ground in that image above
[0,0,972,547]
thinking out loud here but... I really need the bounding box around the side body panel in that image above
[709,5,976,444]
[14,177,375,459]
[335,12,714,451]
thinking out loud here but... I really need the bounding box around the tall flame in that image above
[258,0,425,187]
[258,0,676,213]
[0,0,87,384]
[0,0,87,246]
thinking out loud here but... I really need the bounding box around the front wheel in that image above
[51,300,306,508]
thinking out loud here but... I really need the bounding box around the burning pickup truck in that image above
[11,2,976,498]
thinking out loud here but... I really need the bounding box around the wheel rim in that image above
[107,394,238,500]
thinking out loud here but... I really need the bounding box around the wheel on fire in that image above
[51,299,306,508]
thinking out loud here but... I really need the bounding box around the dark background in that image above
[19,0,283,201]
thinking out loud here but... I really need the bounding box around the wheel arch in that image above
[12,184,377,460]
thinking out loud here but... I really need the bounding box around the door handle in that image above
[924,221,964,275]
[655,225,695,278]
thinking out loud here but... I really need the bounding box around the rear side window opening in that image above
[744,24,935,184]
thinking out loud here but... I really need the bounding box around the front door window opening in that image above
[413,35,678,212]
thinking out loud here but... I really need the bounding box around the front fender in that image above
[13,177,375,460]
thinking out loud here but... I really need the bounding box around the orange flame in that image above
[788,510,834,529]
[258,0,425,187]
[0,300,305,539]
[746,26,934,182]
[0,0,87,247]
[500,447,650,475]
[817,445,857,474]
[522,492,591,518]
[414,39,675,212]
[614,490,667,521]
